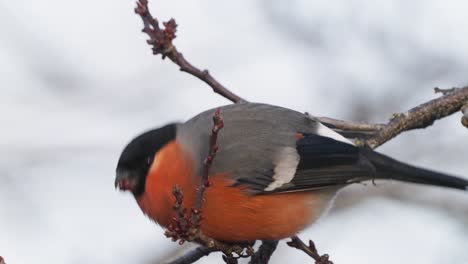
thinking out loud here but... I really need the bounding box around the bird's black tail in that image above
[361,148,468,190]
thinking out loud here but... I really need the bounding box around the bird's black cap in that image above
[115,123,177,196]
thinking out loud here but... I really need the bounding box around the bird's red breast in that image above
[136,140,331,242]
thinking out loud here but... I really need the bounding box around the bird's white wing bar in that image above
[264,122,353,192]
[264,147,300,191]
[315,122,354,145]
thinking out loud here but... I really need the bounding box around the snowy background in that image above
[1,0,467,263]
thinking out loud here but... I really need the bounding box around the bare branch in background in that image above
[133,1,468,263]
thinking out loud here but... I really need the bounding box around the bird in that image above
[115,103,467,242]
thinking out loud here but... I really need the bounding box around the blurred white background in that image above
[1,0,467,263]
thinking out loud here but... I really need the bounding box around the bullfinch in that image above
[115,103,467,242]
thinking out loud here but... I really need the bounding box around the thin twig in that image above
[163,109,253,262]
[165,186,192,245]
[193,108,224,216]
[287,236,333,264]
[134,0,245,104]
[166,246,217,264]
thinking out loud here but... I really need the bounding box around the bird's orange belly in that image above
[138,173,330,242]
[135,141,331,242]
[201,176,328,241]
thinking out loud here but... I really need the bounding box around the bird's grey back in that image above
[177,103,321,189]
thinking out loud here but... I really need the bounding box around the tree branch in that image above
[365,86,468,149]
[193,108,224,213]
[317,116,385,132]
[135,0,246,104]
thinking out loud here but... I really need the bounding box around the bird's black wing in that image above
[265,133,376,193]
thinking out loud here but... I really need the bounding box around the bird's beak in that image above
[115,170,135,192]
